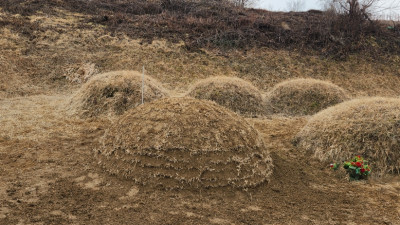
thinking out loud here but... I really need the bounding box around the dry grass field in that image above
[1,1,400,224]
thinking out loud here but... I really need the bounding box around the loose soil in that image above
[1,96,399,224]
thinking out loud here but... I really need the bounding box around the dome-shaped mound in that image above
[295,97,400,174]
[71,70,168,117]
[96,97,273,189]
[265,78,349,116]
[186,76,265,117]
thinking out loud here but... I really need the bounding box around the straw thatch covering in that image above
[187,76,265,117]
[265,78,349,116]
[96,97,273,189]
[295,97,400,174]
[70,70,168,117]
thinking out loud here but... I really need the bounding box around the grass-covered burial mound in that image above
[265,78,349,116]
[296,97,400,174]
[187,76,265,117]
[71,70,168,117]
[96,97,273,189]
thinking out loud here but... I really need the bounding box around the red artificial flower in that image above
[357,155,361,159]
[361,168,365,173]
[351,162,356,166]
[356,162,362,167]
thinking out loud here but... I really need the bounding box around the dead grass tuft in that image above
[295,97,400,174]
[265,78,349,116]
[64,63,98,84]
[186,76,265,117]
[70,70,168,117]
[96,97,273,189]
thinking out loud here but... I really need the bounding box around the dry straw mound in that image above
[296,97,400,174]
[186,76,265,117]
[71,70,168,117]
[96,97,273,189]
[265,78,349,116]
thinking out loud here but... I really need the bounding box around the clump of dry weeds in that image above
[295,97,400,174]
[2,0,399,58]
[70,70,168,117]
[186,76,265,117]
[96,97,273,189]
[265,78,349,116]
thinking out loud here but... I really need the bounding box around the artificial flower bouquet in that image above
[330,155,371,181]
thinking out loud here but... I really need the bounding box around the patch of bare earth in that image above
[0,96,399,224]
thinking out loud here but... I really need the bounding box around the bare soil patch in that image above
[1,95,399,224]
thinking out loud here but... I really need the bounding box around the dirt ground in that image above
[0,95,399,225]
[1,4,400,225]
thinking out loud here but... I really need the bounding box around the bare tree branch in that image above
[229,0,258,8]
[322,0,400,19]
[286,0,305,12]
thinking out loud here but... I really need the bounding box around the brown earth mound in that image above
[265,78,349,116]
[187,76,265,117]
[96,97,273,189]
[295,97,400,174]
[70,70,168,117]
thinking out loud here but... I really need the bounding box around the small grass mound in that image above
[96,97,273,189]
[295,97,400,174]
[186,76,265,117]
[71,70,168,117]
[265,78,349,116]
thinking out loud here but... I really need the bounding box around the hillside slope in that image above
[1,2,400,99]
[0,1,400,224]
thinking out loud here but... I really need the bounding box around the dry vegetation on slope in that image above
[1,3,400,99]
[0,0,400,224]
[2,0,399,57]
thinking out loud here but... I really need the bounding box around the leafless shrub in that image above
[1,0,399,58]
[230,0,259,8]
[286,0,305,12]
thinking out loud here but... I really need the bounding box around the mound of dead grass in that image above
[265,78,349,116]
[186,76,265,117]
[70,70,168,117]
[295,97,400,174]
[96,97,273,189]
